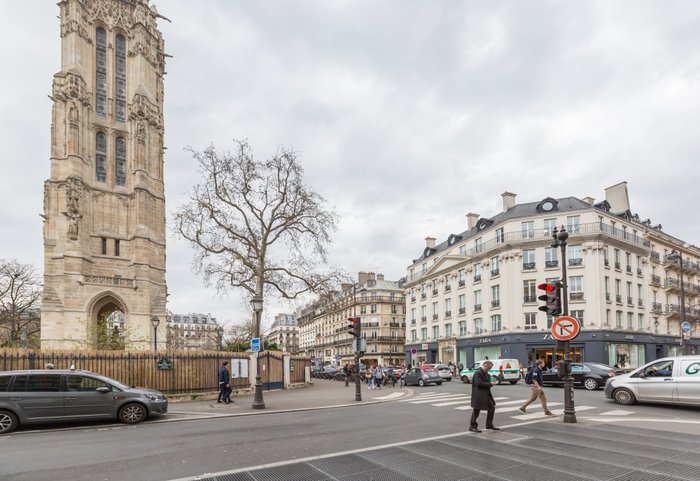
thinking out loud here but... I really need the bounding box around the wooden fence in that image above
[0,349,311,394]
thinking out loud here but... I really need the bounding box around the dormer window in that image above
[537,197,558,213]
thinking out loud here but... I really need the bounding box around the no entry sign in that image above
[551,316,581,341]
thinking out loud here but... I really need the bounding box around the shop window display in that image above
[609,344,645,369]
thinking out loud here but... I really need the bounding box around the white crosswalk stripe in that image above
[454,399,534,411]
[409,394,468,404]
[511,405,595,420]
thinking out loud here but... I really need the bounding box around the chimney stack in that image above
[604,182,630,214]
[501,192,517,212]
[582,196,595,206]
[377,274,384,281]
[358,271,370,286]
[425,237,436,249]
[466,213,479,229]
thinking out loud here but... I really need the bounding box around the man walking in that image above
[218,361,232,404]
[519,359,554,416]
[469,360,499,432]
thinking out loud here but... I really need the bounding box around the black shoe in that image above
[217,400,223,404]
[469,427,482,433]
[486,426,500,430]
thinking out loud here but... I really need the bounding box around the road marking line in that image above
[398,392,454,402]
[374,392,405,400]
[583,417,700,424]
[511,405,594,420]
[432,398,472,406]
[409,394,469,404]
[599,409,635,416]
[453,397,510,410]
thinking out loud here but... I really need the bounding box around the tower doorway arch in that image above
[90,294,128,350]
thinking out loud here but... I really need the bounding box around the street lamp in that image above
[251,295,265,409]
[552,226,576,424]
[217,326,224,351]
[667,250,689,355]
[151,316,160,351]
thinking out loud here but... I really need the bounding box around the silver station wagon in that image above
[0,369,168,434]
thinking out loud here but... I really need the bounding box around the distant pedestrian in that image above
[469,360,499,432]
[374,364,384,389]
[457,361,464,373]
[519,359,554,416]
[218,361,232,404]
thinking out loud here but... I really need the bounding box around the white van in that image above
[604,356,700,406]
[460,359,521,384]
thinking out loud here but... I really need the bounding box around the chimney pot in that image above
[501,192,517,212]
[425,237,436,249]
[466,213,479,229]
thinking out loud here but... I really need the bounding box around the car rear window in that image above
[21,374,61,392]
[0,375,10,391]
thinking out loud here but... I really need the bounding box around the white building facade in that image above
[166,313,221,351]
[265,314,299,353]
[404,182,699,370]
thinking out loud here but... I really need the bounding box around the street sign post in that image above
[682,321,691,333]
[251,337,261,352]
[551,316,581,341]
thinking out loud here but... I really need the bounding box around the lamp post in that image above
[251,295,265,409]
[552,226,577,423]
[667,250,689,355]
[151,316,160,351]
[217,326,224,351]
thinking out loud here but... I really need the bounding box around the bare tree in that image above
[0,260,42,348]
[174,139,344,341]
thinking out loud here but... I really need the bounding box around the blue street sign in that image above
[682,321,691,333]
[251,337,261,352]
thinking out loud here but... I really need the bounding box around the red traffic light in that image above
[538,283,556,292]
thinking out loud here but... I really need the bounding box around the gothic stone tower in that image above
[41,0,167,349]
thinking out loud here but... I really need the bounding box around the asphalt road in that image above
[2,381,699,481]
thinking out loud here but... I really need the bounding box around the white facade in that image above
[404,183,699,369]
[265,313,299,353]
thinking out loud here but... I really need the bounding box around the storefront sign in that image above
[479,338,492,344]
[421,344,429,350]
[543,334,555,341]
[624,335,634,340]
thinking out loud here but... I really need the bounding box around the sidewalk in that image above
[168,380,411,417]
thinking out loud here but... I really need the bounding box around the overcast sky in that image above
[1,1,699,332]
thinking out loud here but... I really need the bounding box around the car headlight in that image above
[144,393,165,401]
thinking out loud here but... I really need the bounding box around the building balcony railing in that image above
[627,297,633,305]
[616,295,622,303]
[474,275,481,282]
[421,316,427,322]
[604,259,610,267]
[650,251,661,263]
[474,304,482,312]
[546,260,559,268]
[570,292,584,301]
[569,258,583,267]
[615,262,621,270]
[638,299,644,308]
[491,269,500,277]
[523,295,536,303]
[459,307,466,315]
[410,319,416,326]
[491,300,500,308]
[606,293,611,302]
[626,265,632,273]
[652,302,663,313]
[445,311,452,318]
[421,293,426,300]
[411,297,416,303]
[432,314,438,320]
[651,275,661,286]
[637,268,643,276]
[432,289,438,296]
[664,255,700,274]
[458,280,466,287]
[522,262,536,270]
[83,275,135,288]
[445,285,452,292]
[664,278,700,296]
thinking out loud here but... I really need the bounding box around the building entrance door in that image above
[528,347,584,369]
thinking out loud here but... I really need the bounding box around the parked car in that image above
[425,364,453,381]
[400,366,443,387]
[0,369,168,434]
[605,356,700,406]
[541,362,622,390]
[460,359,521,384]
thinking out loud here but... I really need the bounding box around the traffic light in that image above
[556,359,571,378]
[538,282,562,316]
[347,317,361,338]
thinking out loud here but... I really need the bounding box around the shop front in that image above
[454,331,687,371]
[404,342,438,367]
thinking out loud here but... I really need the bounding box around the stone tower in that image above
[41,0,168,350]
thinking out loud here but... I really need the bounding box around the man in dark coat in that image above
[218,361,232,404]
[469,360,499,432]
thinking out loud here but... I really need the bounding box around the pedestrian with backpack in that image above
[519,359,554,416]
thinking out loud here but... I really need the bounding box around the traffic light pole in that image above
[553,226,577,423]
[353,284,362,402]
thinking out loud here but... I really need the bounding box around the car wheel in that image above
[509,380,518,385]
[418,379,425,387]
[583,378,599,391]
[0,410,18,434]
[461,376,470,384]
[613,388,637,406]
[118,403,147,424]
[437,381,443,386]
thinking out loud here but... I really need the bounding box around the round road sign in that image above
[410,348,418,355]
[682,321,691,333]
[551,316,581,341]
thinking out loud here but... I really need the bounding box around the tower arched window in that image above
[95,27,107,117]
[115,34,127,122]
[96,132,107,182]
[115,137,126,186]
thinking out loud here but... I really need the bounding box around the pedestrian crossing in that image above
[399,391,627,421]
